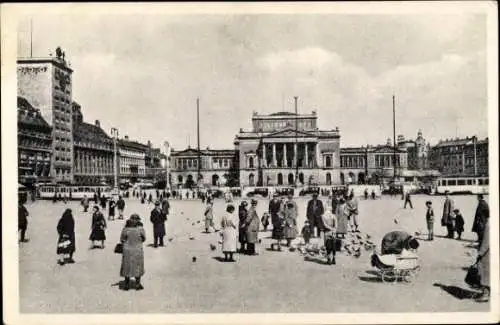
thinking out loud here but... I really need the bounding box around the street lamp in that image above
[111,127,119,191]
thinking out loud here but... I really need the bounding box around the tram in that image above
[38,184,113,200]
[433,176,489,195]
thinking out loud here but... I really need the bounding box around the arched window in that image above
[249,173,255,186]
[288,173,294,185]
[340,172,345,185]
[277,173,283,185]
[299,172,304,184]
[248,156,254,169]
[178,175,183,184]
[212,174,219,186]
[326,172,332,185]
[325,155,332,168]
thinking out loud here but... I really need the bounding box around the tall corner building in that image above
[17,51,74,183]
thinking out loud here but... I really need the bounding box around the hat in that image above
[273,192,279,197]
[312,193,319,197]
[444,190,450,194]
[251,199,258,205]
[304,220,310,224]
[453,209,460,213]
[241,201,248,207]
[425,201,432,205]
[130,214,141,221]
[154,200,160,206]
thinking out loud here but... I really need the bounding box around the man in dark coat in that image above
[441,191,455,238]
[306,193,324,238]
[238,201,249,253]
[18,200,29,242]
[269,193,283,241]
[472,194,489,246]
[161,197,170,218]
[117,196,126,220]
[150,201,167,248]
[403,191,413,209]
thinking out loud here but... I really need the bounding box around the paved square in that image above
[19,192,489,313]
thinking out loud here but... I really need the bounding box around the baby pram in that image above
[370,250,420,283]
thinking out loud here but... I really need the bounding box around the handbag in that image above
[114,243,123,254]
[465,262,481,288]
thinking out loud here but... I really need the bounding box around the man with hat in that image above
[441,190,455,239]
[150,200,167,248]
[306,192,324,238]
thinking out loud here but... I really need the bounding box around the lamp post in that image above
[111,127,119,191]
[164,141,171,191]
[294,96,299,187]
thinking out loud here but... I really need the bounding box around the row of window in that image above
[340,155,365,168]
[19,138,51,149]
[441,179,489,186]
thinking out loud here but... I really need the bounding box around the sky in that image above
[17,9,489,151]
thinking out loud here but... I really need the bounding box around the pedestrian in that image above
[371,189,376,200]
[335,197,348,238]
[472,194,489,246]
[150,200,166,247]
[161,196,170,222]
[364,188,369,200]
[403,191,413,209]
[93,192,98,205]
[244,199,260,255]
[108,197,116,221]
[269,193,283,243]
[119,214,146,291]
[117,196,126,220]
[141,195,145,204]
[148,193,153,204]
[331,193,339,214]
[81,195,90,213]
[301,220,312,245]
[63,193,68,204]
[18,199,29,243]
[346,194,360,232]
[56,209,76,265]
[282,197,298,247]
[425,201,434,241]
[381,230,419,255]
[321,205,338,265]
[474,217,490,302]
[89,206,106,248]
[441,191,455,239]
[220,204,238,262]
[156,189,160,198]
[31,190,36,202]
[238,201,249,253]
[100,194,107,210]
[306,193,324,238]
[453,209,465,240]
[204,199,215,233]
[261,212,270,231]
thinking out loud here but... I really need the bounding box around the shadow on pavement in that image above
[303,255,328,265]
[433,283,480,300]
[358,276,383,283]
[111,280,129,291]
[212,256,236,263]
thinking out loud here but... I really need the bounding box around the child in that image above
[425,201,434,241]
[454,209,465,240]
[261,212,270,231]
[301,220,312,245]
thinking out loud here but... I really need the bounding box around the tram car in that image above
[38,184,113,200]
[433,176,489,195]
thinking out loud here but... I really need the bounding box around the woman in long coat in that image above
[282,199,298,246]
[335,198,349,237]
[89,206,107,248]
[475,218,490,302]
[245,199,260,255]
[56,208,76,265]
[120,214,146,290]
[204,199,215,233]
[322,206,338,265]
[220,204,238,261]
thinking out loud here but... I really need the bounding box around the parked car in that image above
[246,187,269,198]
[299,186,320,196]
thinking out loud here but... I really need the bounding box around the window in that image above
[467,179,473,185]
[248,156,254,169]
[478,179,484,185]
[457,180,466,185]
[448,180,457,186]
[325,155,332,168]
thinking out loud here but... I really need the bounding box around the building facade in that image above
[170,147,238,188]
[72,102,115,185]
[118,136,147,183]
[339,142,408,185]
[397,130,429,170]
[17,97,53,186]
[429,136,489,177]
[235,111,341,187]
[17,48,74,183]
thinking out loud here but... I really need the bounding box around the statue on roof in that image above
[55,47,63,59]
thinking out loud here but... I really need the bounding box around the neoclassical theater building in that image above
[235,111,341,187]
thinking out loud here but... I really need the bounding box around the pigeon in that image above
[209,244,216,251]
[394,219,399,224]
[168,237,174,242]
[289,247,296,252]
[192,256,197,262]
[196,220,201,224]
[415,231,421,236]
[191,222,195,226]
[189,236,195,240]
[181,212,184,215]
[258,239,262,244]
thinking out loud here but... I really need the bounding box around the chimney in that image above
[124,135,129,140]
[95,120,100,127]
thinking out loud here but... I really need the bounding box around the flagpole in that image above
[30,18,33,58]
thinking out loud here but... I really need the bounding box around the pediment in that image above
[171,148,200,156]
[372,145,405,153]
[267,128,316,138]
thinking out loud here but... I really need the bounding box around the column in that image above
[272,143,276,167]
[262,144,267,168]
[315,143,321,168]
[283,143,287,167]
[293,142,297,167]
[305,143,309,167]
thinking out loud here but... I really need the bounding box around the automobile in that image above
[246,187,269,198]
[208,189,224,198]
[299,186,320,196]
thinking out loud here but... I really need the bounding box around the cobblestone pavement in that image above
[19,192,489,313]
